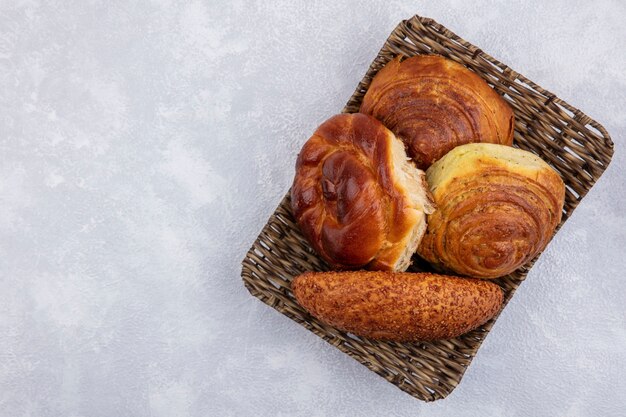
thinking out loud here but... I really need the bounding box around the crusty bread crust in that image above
[291,113,434,271]
[292,271,503,341]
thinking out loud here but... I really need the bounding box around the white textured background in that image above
[1,1,625,416]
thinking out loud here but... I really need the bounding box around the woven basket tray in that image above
[241,15,614,401]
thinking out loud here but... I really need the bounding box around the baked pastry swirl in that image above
[291,113,435,271]
[360,55,515,169]
[417,143,565,278]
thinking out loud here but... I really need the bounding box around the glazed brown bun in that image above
[291,113,435,271]
[292,271,503,341]
[360,55,514,169]
[418,143,565,279]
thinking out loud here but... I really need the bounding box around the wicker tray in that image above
[241,15,614,401]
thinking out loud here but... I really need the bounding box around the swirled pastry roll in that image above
[417,143,565,278]
[291,113,435,271]
[360,55,514,169]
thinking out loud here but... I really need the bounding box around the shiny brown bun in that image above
[291,113,435,271]
[360,55,514,169]
[292,270,503,341]
[418,143,565,278]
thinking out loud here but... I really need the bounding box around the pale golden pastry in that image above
[360,55,514,169]
[418,143,565,278]
[291,113,435,271]
[292,270,504,341]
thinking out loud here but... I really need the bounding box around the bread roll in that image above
[292,270,503,341]
[418,143,565,278]
[360,55,514,169]
[291,113,435,271]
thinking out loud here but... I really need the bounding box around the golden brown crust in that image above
[418,143,565,278]
[291,113,433,271]
[291,270,503,341]
[360,55,514,169]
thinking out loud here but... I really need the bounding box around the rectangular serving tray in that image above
[241,15,614,401]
